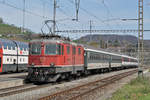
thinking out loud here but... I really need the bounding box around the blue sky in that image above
[0,0,150,39]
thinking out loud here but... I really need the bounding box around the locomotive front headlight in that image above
[32,63,35,66]
[50,63,55,67]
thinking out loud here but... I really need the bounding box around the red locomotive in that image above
[27,36,85,82]
[27,35,138,83]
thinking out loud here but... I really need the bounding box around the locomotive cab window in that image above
[30,43,41,55]
[45,44,57,55]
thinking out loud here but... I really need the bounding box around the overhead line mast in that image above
[53,0,57,35]
[22,0,25,33]
[75,0,80,21]
[138,0,144,74]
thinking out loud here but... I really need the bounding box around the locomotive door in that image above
[66,45,71,65]
[0,57,1,71]
[72,46,76,74]
[72,46,75,65]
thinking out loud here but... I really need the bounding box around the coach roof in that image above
[0,38,28,49]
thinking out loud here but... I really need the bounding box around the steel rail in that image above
[0,84,36,97]
[39,69,138,100]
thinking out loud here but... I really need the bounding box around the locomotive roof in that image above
[30,39,83,46]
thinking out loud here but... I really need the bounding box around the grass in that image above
[109,76,150,100]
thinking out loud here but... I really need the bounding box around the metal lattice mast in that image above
[138,0,144,70]
[22,0,25,33]
[53,0,57,35]
[75,0,80,21]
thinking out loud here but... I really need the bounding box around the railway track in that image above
[39,69,138,100]
[0,80,61,98]
[0,84,37,97]
[0,68,140,99]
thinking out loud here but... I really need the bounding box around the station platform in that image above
[0,73,27,89]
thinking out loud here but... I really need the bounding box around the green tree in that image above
[0,18,3,24]
[113,39,120,47]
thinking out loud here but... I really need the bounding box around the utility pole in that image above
[22,0,25,33]
[75,0,80,21]
[53,0,57,35]
[89,20,92,42]
[138,0,144,75]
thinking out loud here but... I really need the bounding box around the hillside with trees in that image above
[0,17,34,42]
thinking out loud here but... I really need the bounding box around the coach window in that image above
[67,46,70,54]
[78,48,81,55]
[7,58,9,62]
[8,46,11,50]
[4,45,7,49]
[62,45,64,55]
[13,46,15,50]
[20,48,23,50]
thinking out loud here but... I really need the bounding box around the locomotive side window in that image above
[62,45,64,55]
[73,47,76,55]
[30,43,41,55]
[78,48,81,55]
[67,46,70,54]
[58,45,61,55]
[45,44,57,55]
